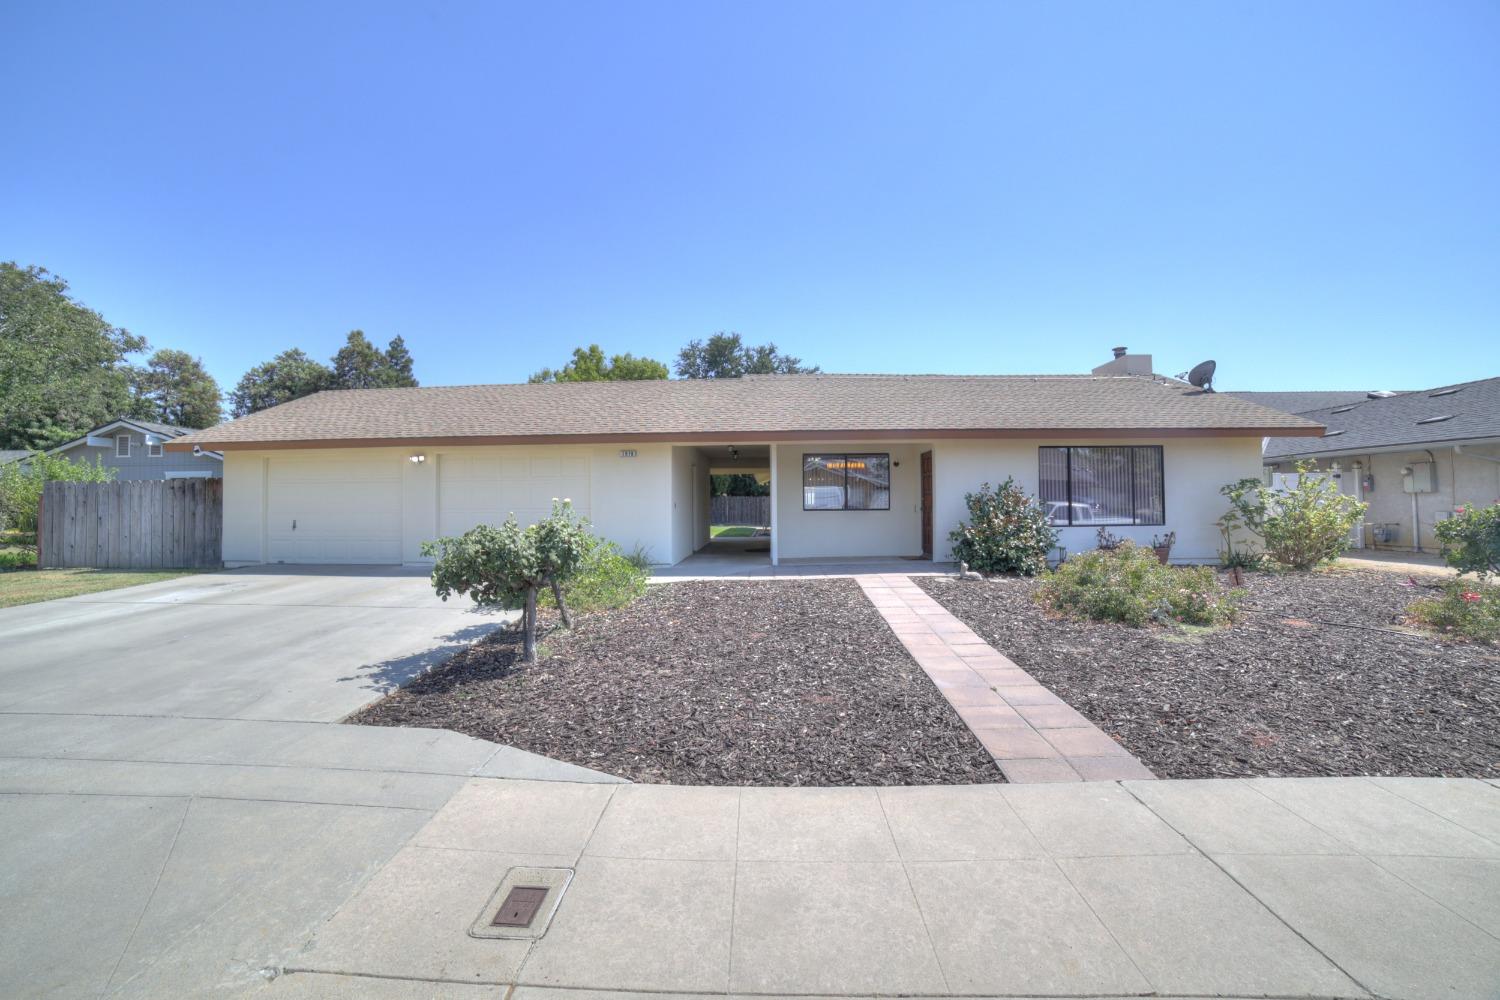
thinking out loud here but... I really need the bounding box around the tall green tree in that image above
[0,262,147,449]
[331,330,420,389]
[675,332,818,379]
[529,344,669,383]
[131,349,222,428]
[229,349,331,417]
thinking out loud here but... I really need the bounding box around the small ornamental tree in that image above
[949,478,1058,576]
[533,499,594,627]
[1435,501,1500,578]
[1219,462,1366,570]
[423,517,550,663]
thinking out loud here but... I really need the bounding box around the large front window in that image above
[1038,446,1164,526]
[803,453,891,510]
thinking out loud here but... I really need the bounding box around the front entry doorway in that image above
[920,450,933,558]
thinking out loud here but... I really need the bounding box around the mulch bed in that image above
[351,579,1002,786]
[919,569,1500,779]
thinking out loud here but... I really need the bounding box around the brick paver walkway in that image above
[858,575,1156,783]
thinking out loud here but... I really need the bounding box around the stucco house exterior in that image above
[1257,376,1500,553]
[167,350,1322,568]
[33,418,224,481]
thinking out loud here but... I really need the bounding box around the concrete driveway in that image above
[0,565,504,722]
[0,568,615,999]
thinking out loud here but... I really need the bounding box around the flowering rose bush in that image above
[1435,500,1500,578]
[1407,578,1500,643]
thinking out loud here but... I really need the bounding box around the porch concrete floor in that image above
[655,538,954,580]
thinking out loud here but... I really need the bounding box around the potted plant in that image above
[1151,531,1176,565]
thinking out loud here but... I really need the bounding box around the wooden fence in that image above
[39,479,223,569]
[710,495,770,526]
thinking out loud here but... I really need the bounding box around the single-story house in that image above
[1258,376,1500,553]
[24,418,224,481]
[167,349,1322,568]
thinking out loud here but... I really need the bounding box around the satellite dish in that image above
[1184,359,1216,393]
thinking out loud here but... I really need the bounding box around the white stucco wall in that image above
[669,446,712,564]
[222,434,1269,568]
[222,443,677,567]
[1273,443,1500,551]
[930,436,1265,564]
[774,442,926,559]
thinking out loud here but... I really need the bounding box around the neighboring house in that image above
[167,349,1322,568]
[1227,389,1404,413]
[0,450,31,467]
[1258,376,1500,553]
[40,418,224,481]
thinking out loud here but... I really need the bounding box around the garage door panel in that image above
[438,451,591,538]
[266,457,402,564]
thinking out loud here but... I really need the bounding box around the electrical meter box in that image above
[1402,462,1436,494]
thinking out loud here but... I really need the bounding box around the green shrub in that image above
[1407,579,1500,643]
[0,452,115,532]
[0,548,37,570]
[1435,501,1500,578]
[1219,461,1366,570]
[540,541,649,613]
[1038,542,1239,627]
[949,478,1058,576]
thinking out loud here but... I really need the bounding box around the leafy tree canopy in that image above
[332,330,419,389]
[675,332,818,379]
[131,349,222,428]
[529,344,669,383]
[0,262,147,450]
[230,331,419,416]
[229,349,332,417]
[711,473,769,497]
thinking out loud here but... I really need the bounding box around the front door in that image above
[920,451,933,558]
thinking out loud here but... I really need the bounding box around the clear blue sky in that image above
[5,1,1497,396]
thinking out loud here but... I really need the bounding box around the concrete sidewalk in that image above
[273,775,1500,1000]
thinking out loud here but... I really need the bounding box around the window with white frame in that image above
[115,434,131,458]
[802,454,891,510]
[1038,446,1164,525]
[147,440,163,458]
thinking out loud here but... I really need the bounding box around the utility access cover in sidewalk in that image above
[469,867,572,940]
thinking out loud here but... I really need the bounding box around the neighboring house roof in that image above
[169,373,1323,451]
[1226,390,1405,415]
[1263,376,1500,460]
[0,449,31,465]
[49,418,223,459]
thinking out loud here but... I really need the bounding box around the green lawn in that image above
[710,525,762,538]
[0,568,202,609]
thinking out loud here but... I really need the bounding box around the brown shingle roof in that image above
[168,374,1323,451]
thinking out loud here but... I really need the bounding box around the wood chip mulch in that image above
[349,578,1003,786]
[918,568,1500,779]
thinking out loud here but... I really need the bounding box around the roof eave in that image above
[167,424,1322,452]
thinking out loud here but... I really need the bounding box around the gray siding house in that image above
[41,418,223,480]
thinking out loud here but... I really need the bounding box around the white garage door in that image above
[266,455,403,564]
[439,451,591,537]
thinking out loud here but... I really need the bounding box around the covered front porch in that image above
[673,440,939,569]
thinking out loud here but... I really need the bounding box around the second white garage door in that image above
[266,455,403,564]
[439,451,591,537]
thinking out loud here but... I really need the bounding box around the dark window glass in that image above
[1037,446,1165,525]
[802,453,891,511]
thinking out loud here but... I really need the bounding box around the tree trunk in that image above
[522,585,538,663]
[551,578,572,629]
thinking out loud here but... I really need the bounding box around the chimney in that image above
[1092,346,1153,377]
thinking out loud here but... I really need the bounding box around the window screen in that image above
[803,454,891,510]
[1037,446,1164,525]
